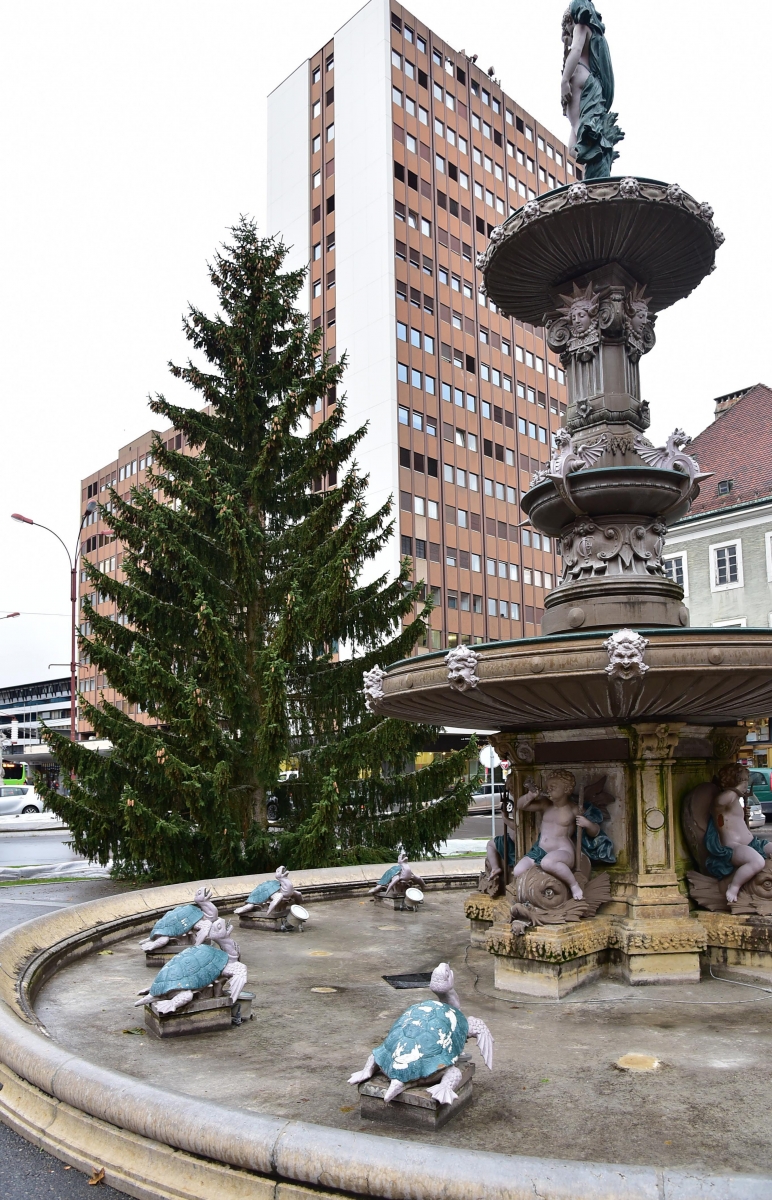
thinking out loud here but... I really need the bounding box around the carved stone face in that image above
[568,299,595,336]
[628,300,649,336]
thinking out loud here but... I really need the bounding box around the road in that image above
[0,830,83,868]
[0,879,132,1197]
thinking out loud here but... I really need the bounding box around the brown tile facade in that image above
[309,5,575,650]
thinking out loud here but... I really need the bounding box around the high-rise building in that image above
[267,0,577,649]
[77,424,190,737]
[77,0,579,735]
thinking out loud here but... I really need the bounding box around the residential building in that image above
[664,383,772,630]
[267,0,577,649]
[664,382,772,768]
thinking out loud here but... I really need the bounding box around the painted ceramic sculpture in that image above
[139,887,219,953]
[369,851,426,899]
[234,865,303,917]
[683,765,772,915]
[348,963,493,1105]
[135,918,247,1014]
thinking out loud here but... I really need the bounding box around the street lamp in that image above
[11,502,98,741]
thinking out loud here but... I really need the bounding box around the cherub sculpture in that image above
[483,770,615,903]
[369,850,426,900]
[683,765,772,913]
[560,1,623,179]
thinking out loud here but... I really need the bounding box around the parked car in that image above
[749,769,772,820]
[469,781,507,814]
[748,801,766,829]
[0,785,44,815]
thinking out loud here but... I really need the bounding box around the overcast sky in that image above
[2,0,770,685]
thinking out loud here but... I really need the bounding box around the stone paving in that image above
[32,886,772,1175]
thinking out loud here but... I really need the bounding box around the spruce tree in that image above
[42,219,474,882]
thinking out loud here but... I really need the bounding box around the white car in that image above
[0,784,45,815]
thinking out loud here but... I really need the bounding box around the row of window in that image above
[399,533,549,587]
[664,535,764,598]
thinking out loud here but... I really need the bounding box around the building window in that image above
[326,124,335,142]
[712,617,747,628]
[663,553,688,596]
[710,540,743,590]
[717,479,733,496]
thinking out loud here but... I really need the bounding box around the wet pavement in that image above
[30,885,772,1176]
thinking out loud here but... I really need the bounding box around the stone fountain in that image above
[370,3,772,997]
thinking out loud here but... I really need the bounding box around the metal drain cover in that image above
[382,972,433,989]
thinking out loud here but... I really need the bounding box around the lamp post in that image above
[11,503,97,741]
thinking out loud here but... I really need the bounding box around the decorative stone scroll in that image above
[445,645,480,693]
[362,665,386,713]
[560,518,667,581]
[604,629,649,681]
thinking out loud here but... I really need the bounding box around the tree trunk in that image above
[252,783,268,829]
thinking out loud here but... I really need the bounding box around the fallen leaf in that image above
[64,1166,71,1171]
[97,950,113,956]
[340,1105,355,1113]
[122,1027,146,1036]
[88,1167,105,1186]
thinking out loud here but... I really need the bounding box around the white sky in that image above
[2,1,770,685]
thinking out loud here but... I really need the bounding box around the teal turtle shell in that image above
[372,1001,469,1083]
[246,880,281,905]
[149,943,229,995]
[377,864,402,886]
[149,903,204,939]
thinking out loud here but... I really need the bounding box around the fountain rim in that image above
[478,175,722,324]
[385,623,772,675]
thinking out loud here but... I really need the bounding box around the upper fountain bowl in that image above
[478,178,723,326]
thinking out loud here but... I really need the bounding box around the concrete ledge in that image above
[0,862,770,1200]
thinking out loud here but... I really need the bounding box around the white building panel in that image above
[334,0,400,589]
[267,62,310,289]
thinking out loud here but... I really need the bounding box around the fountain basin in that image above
[378,627,772,731]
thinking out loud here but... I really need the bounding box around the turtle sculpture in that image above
[139,887,219,954]
[134,917,247,1014]
[348,962,493,1105]
[234,865,303,919]
[369,851,426,900]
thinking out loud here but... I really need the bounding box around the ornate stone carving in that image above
[510,860,611,929]
[560,518,667,581]
[362,665,386,713]
[545,282,600,363]
[475,178,723,281]
[445,645,479,692]
[709,727,747,763]
[633,428,710,493]
[619,176,641,198]
[567,182,589,205]
[632,722,680,759]
[604,629,649,680]
[623,283,657,362]
[531,428,607,510]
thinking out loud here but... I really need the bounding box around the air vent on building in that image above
[717,479,733,496]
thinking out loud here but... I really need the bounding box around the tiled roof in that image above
[684,383,772,517]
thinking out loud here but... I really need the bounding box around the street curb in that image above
[0,863,769,1200]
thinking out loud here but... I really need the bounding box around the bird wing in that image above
[576,441,606,470]
[467,1016,494,1070]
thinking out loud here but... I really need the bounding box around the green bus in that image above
[1,760,32,784]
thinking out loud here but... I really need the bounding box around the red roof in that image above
[684,383,772,516]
